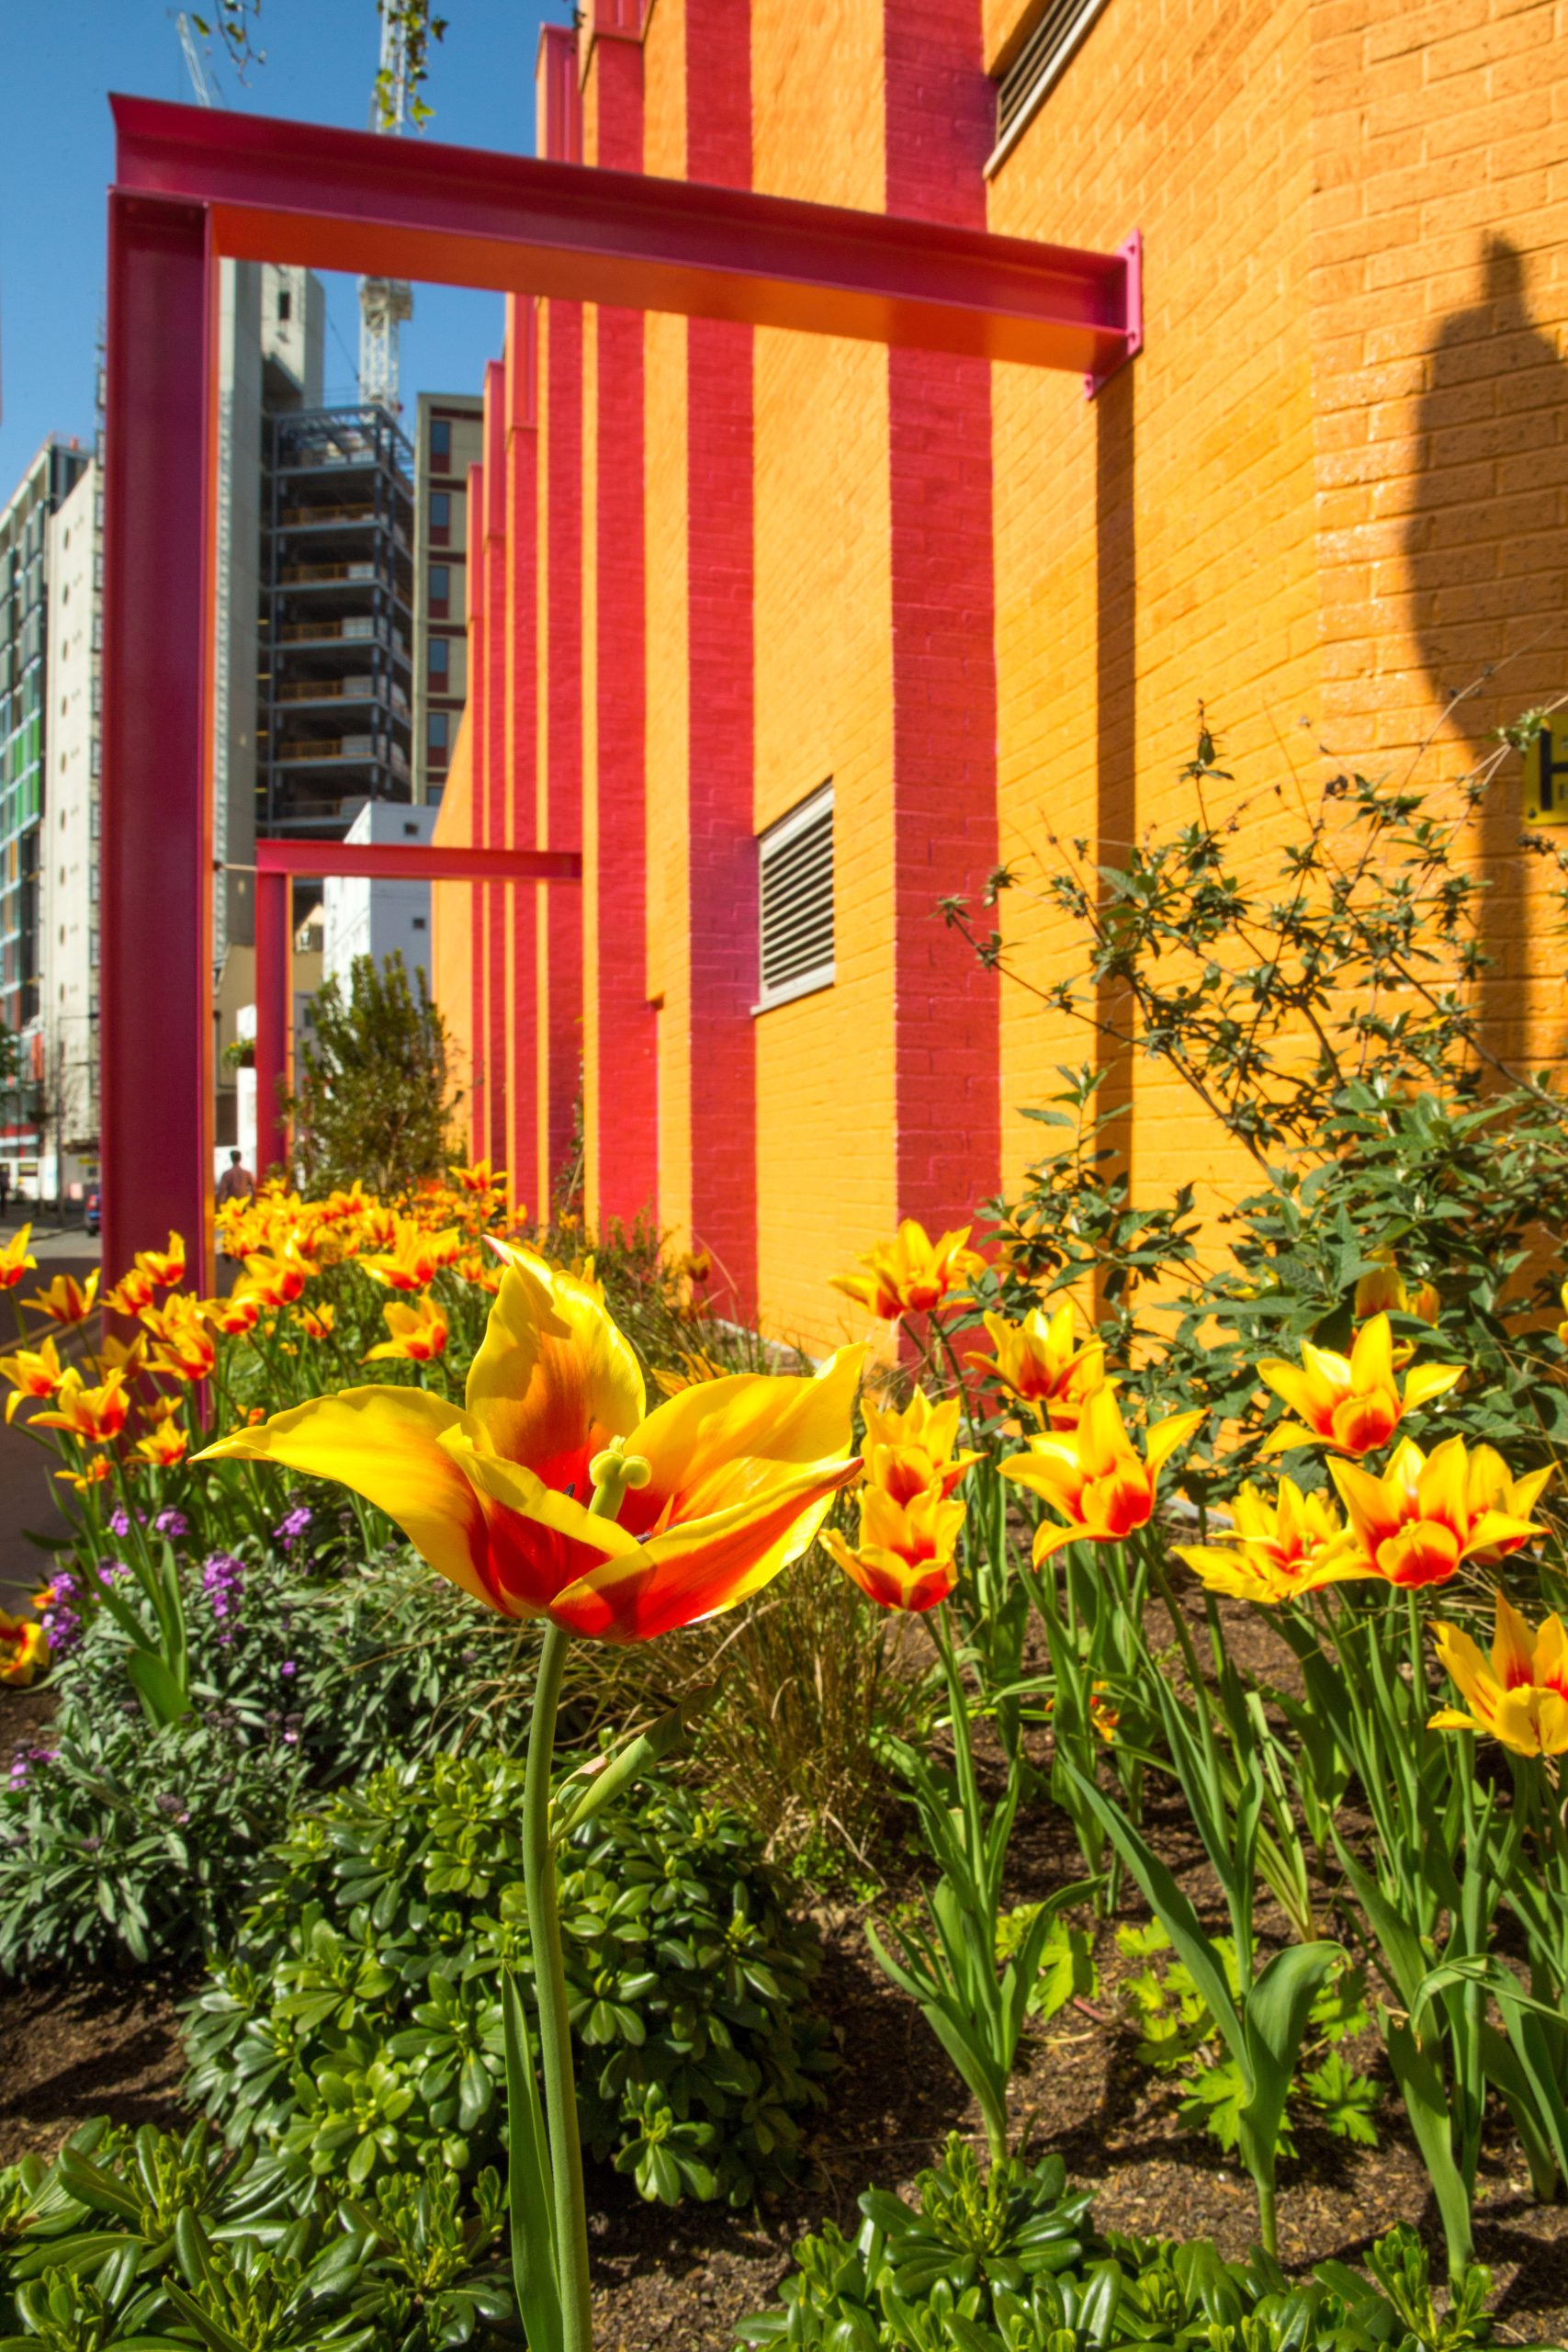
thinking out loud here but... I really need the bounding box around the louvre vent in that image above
[757,782,834,1012]
[991,0,1111,168]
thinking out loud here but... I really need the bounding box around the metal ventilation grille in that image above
[993,0,1111,161]
[757,783,834,1011]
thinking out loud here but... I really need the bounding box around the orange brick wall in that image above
[750,0,898,1351]
[432,0,1568,1350]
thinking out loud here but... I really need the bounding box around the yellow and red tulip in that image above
[0,1609,49,1686]
[32,1369,130,1445]
[1174,1476,1374,1607]
[28,1269,98,1326]
[1430,1590,1568,1758]
[1258,1313,1461,1458]
[1329,1434,1543,1589]
[1353,1254,1439,1326]
[134,1406,190,1468]
[296,1302,337,1342]
[243,1250,308,1308]
[1001,1388,1203,1562]
[204,1290,262,1338]
[829,1218,985,1320]
[361,1221,461,1294]
[104,1264,159,1317]
[861,1386,980,1503]
[136,1231,186,1288]
[964,1303,1108,1428]
[197,1247,863,1644]
[1463,1444,1554,1564]
[141,1298,217,1385]
[0,1336,64,1423]
[823,1480,966,1615]
[0,1226,37,1292]
[451,1159,507,1196]
[364,1292,448,1363]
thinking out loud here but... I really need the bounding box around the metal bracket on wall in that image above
[1086,232,1143,400]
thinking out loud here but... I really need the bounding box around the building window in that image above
[989,0,1112,172]
[428,562,450,618]
[429,492,451,548]
[277,287,292,322]
[755,782,834,1012]
[427,638,450,695]
[430,417,452,471]
[427,711,451,763]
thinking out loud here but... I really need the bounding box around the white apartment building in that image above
[322,800,436,989]
[39,460,100,1207]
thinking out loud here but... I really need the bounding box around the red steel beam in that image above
[101,192,214,1288]
[111,96,1138,377]
[254,868,290,1188]
[254,842,582,883]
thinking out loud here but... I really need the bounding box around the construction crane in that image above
[173,10,225,107]
[358,10,416,413]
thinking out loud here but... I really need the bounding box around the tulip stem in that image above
[523,1618,595,2352]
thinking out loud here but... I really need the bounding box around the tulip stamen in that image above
[588,1439,653,1521]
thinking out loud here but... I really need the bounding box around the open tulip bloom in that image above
[1330,1434,1546,1591]
[1174,1476,1376,1607]
[829,1216,985,1320]
[1258,1312,1461,1457]
[1431,1591,1568,1758]
[1002,1387,1203,1561]
[196,1245,862,2352]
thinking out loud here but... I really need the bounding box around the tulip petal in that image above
[1491,1590,1539,1689]
[627,1345,864,1526]
[547,1455,861,1643]
[439,1433,640,1615]
[1145,1409,1204,1477]
[1404,1362,1463,1410]
[466,1254,644,1490]
[197,1387,494,1609]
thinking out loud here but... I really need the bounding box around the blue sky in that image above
[0,0,570,493]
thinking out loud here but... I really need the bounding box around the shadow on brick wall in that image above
[1404,235,1568,1061]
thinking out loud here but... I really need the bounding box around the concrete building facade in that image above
[322,801,438,990]
[412,392,484,805]
[39,460,101,1206]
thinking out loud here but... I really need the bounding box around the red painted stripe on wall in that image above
[684,0,757,1315]
[483,365,509,1171]
[466,458,489,1158]
[592,31,658,1229]
[503,295,540,1205]
[885,0,1001,1238]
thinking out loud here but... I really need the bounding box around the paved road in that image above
[0,1231,100,1610]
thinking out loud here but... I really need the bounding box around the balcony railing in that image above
[280,561,378,584]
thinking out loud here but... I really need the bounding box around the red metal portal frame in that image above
[251,843,582,1182]
[103,95,1142,1285]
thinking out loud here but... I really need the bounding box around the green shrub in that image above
[0,1548,533,1979]
[0,1703,308,1976]
[185,1749,832,2209]
[0,2118,514,2350]
[735,2136,1517,2352]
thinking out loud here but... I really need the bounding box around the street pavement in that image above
[0,1223,100,1608]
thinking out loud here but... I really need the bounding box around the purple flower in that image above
[36,1571,82,1661]
[7,1745,58,1792]
[201,1552,245,1645]
[274,1506,313,1554]
[153,1509,189,1539]
[279,1659,298,1679]
[107,1508,130,1539]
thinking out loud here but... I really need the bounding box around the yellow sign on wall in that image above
[1524,718,1568,823]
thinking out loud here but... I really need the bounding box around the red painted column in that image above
[101,193,214,1283]
[684,0,757,1317]
[482,364,510,1172]
[537,27,584,1216]
[588,15,656,1230]
[885,0,1001,1238]
[503,296,541,1207]
[254,867,289,1177]
[466,458,489,1158]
